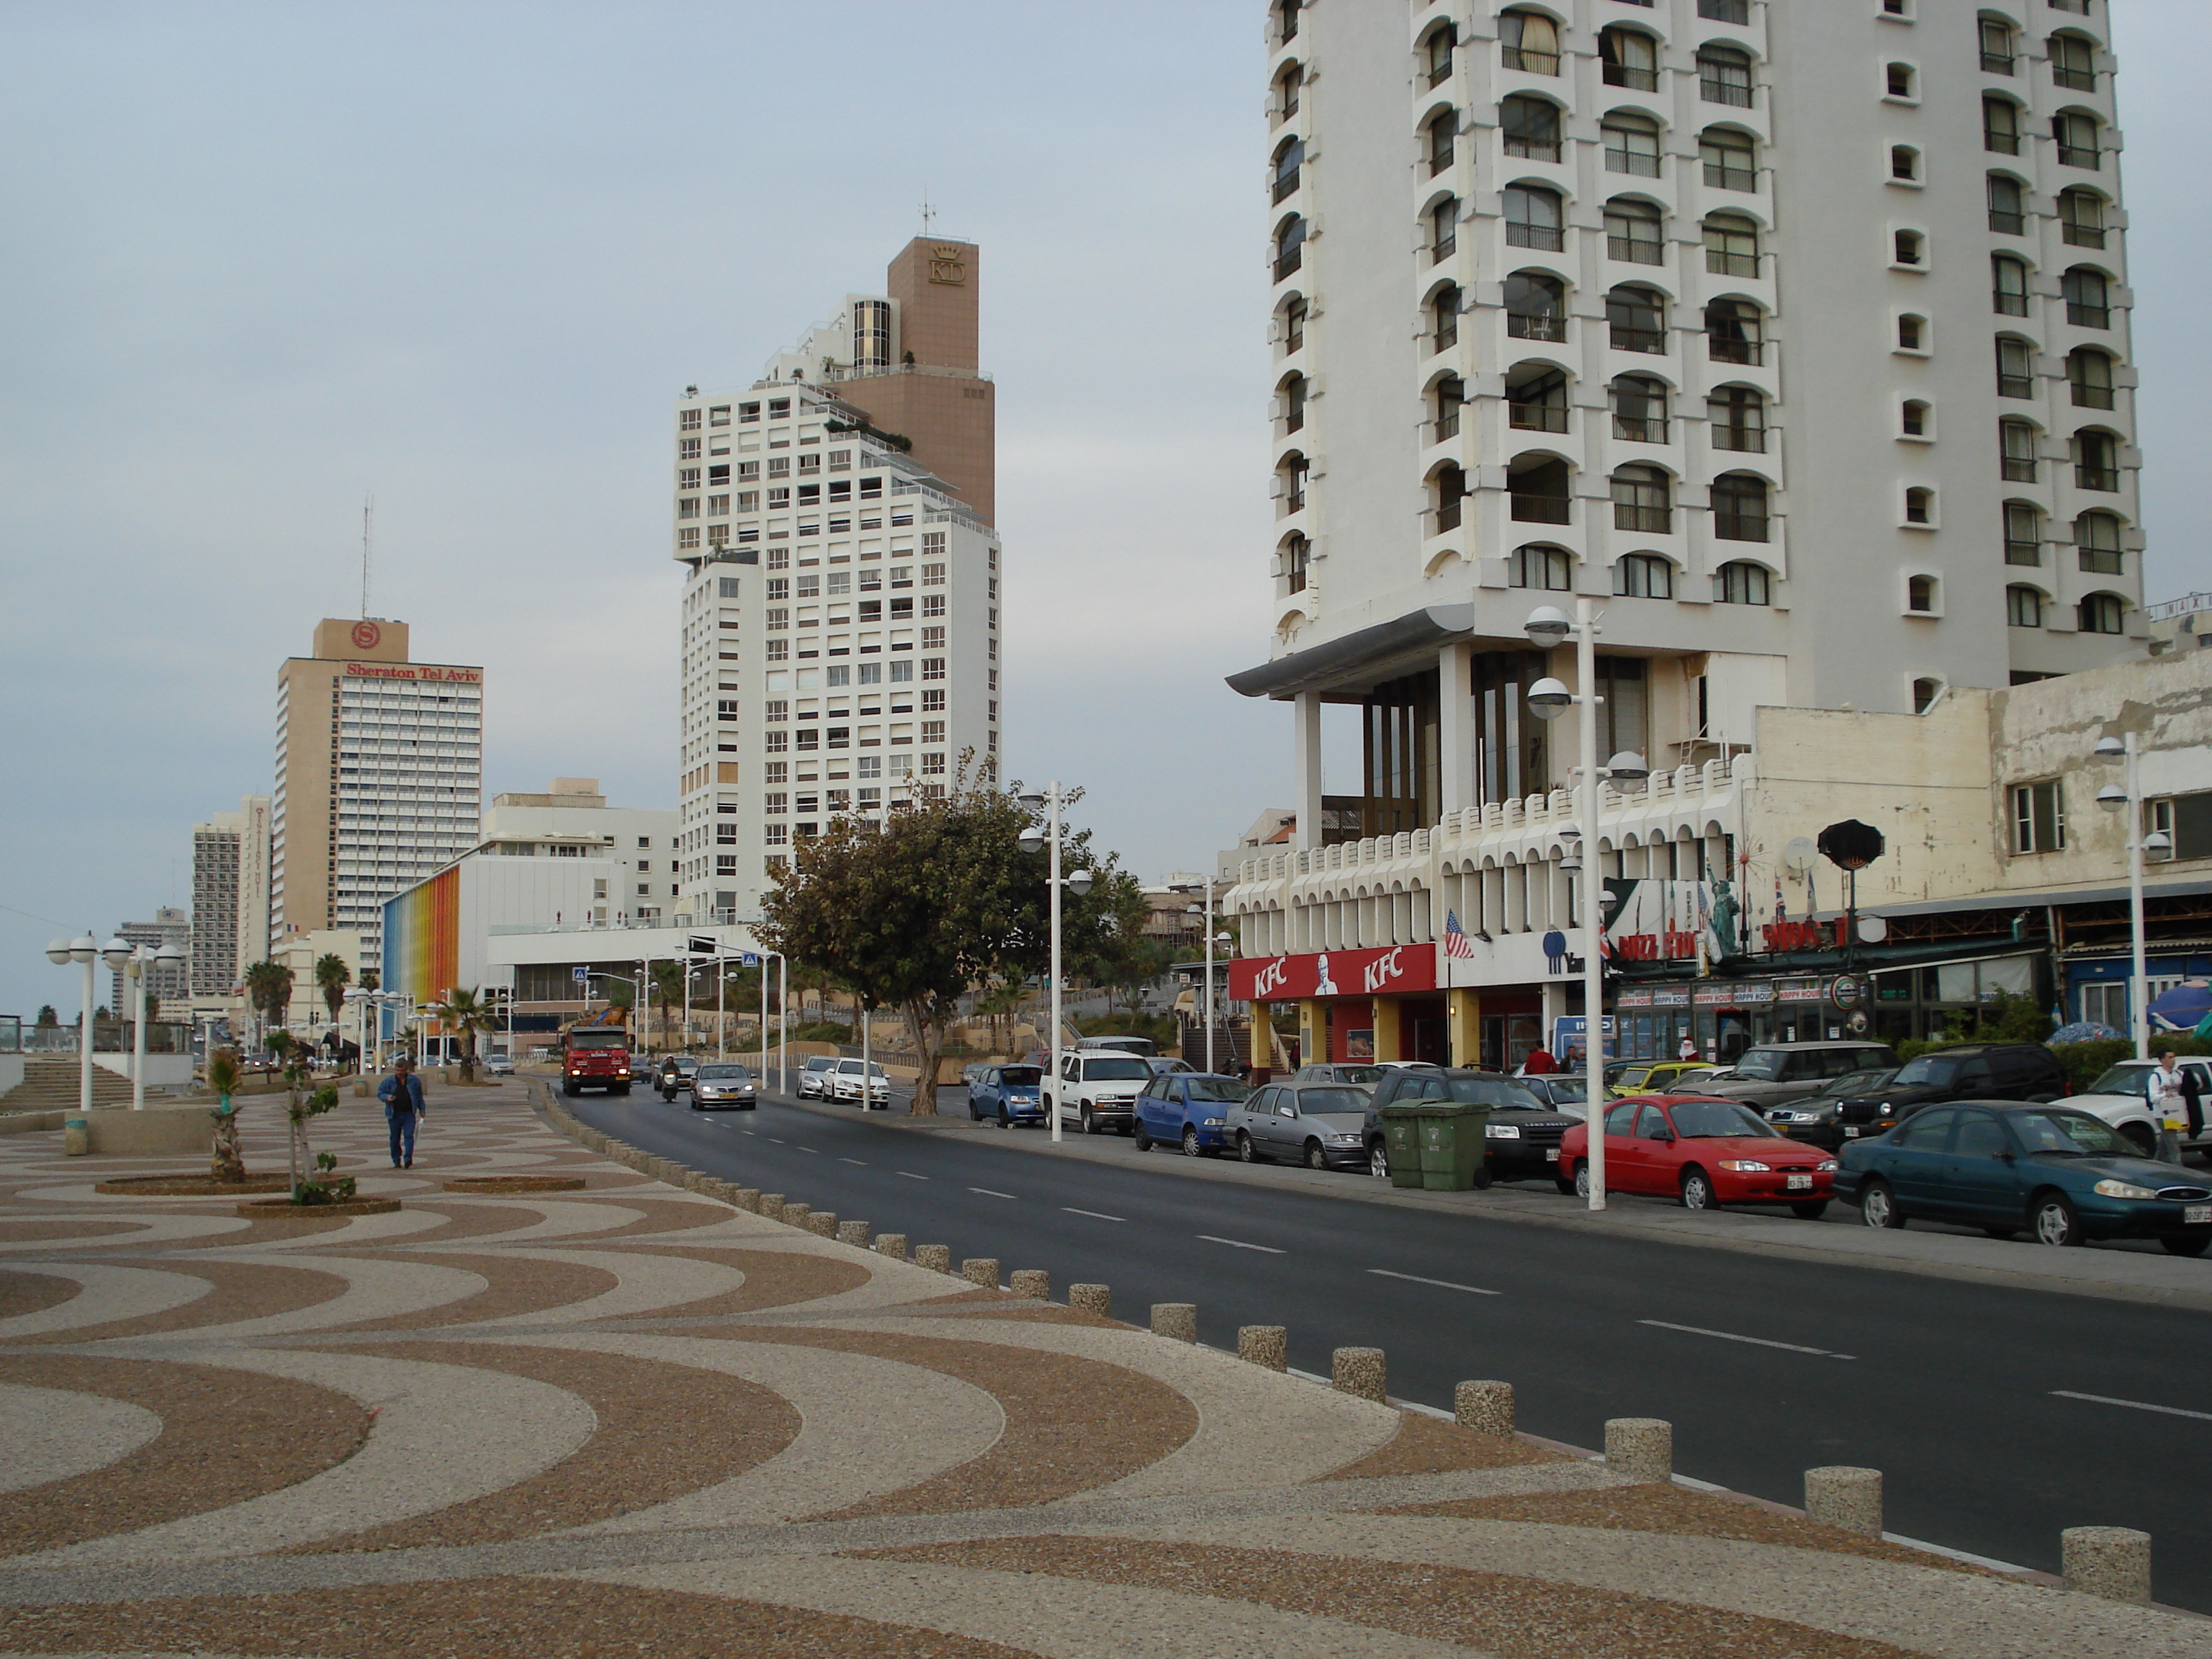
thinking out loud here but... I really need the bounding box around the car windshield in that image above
[1667,1099,1778,1138]
[698,1065,750,1082]
[2013,1110,2128,1157]
[1188,1078,1251,1103]
[1892,1055,1962,1086]
[997,1066,1042,1086]
[805,1058,835,1071]
[1439,1076,1545,1109]
[1331,1066,1385,1084]
[2083,1065,2154,1100]
[1820,1068,1896,1100]
[1298,1087,1367,1115]
[1083,1058,1152,1079]
[1729,1050,1784,1080]
[570,1031,624,1050]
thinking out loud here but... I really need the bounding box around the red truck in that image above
[560,1020,632,1097]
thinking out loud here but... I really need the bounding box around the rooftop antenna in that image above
[360,495,374,618]
[920,188,935,237]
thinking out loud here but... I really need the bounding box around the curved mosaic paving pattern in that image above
[0,1085,2199,1659]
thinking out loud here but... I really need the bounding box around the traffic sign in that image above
[740,953,760,968]
[572,966,589,984]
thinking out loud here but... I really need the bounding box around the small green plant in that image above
[293,1148,356,1205]
[206,1047,247,1183]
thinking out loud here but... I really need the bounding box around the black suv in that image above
[1832,1043,2067,1143]
[1364,1069,1578,1184]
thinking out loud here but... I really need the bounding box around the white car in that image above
[830,1058,891,1107]
[482,1053,515,1076]
[796,1056,839,1099]
[1053,1051,1154,1136]
[2067,1057,2212,1159]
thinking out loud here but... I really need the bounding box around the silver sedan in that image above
[691,1062,758,1111]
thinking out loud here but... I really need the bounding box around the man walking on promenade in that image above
[377,1056,428,1169]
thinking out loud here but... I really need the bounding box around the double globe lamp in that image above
[1017,787,1092,1143]
[45,932,186,1114]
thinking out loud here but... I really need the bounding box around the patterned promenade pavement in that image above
[0,1082,2202,1658]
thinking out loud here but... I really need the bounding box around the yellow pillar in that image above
[1300,998,1328,1070]
[1446,988,1483,1069]
[1371,996,1404,1063]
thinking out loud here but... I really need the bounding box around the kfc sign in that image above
[1230,944,1438,1003]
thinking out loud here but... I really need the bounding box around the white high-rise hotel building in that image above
[1227,0,2142,1067]
[671,238,1001,927]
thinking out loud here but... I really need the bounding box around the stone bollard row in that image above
[783,1202,812,1228]
[1238,1326,1287,1372]
[803,1211,837,1238]
[2064,1526,2152,1603]
[1455,1380,1514,1437]
[1069,1284,1112,1318]
[1605,1418,1672,1484]
[1151,1303,1197,1343]
[916,1244,952,1274]
[733,1188,761,1213]
[758,1193,786,1223]
[961,1257,1001,1289]
[1332,1346,1386,1403]
[1009,1269,1051,1300]
[875,1233,909,1261]
[1804,1467,1883,1537]
[837,1219,871,1247]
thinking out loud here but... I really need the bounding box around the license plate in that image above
[1842,1127,1860,1138]
[2188,1205,2212,1226]
[1786,1173,1813,1190]
[1546,1148,1560,1161]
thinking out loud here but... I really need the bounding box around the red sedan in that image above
[1558,1094,1839,1217]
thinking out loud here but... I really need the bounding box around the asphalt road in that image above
[570,1083,2212,1610]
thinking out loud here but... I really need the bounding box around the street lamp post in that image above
[2096,732,2172,1060]
[124,942,188,1111]
[46,934,129,1118]
[1523,599,1648,1213]
[1018,783,1093,1144]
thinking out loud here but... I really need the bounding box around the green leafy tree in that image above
[759,772,1140,1113]
[245,960,294,1036]
[314,953,352,1026]
[429,986,499,1082]
[35,1005,57,1028]
[205,1047,247,1183]
[1089,933,1179,1019]
[649,961,687,1049]
[359,968,380,994]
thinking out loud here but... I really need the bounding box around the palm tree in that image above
[359,968,380,994]
[429,986,498,1082]
[649,961,686,1051]
[315,954,351,1028]
[245,961,294,1043]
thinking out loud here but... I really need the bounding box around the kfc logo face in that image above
[351,621,381,649]
[1251,957,1291,1000]
[1362,946,1406,994]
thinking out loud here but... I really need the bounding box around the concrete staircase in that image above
[1,1058,137,1112]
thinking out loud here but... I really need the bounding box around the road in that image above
[570,1084,2212,1610]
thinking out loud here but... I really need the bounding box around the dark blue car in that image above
[968,1064,1046,1128]
[1837,1101,2212,1254]
[1133,1072,1252,1156]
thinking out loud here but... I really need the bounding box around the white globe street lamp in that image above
[1019,782,1094,1143]
[2095,732,2166,1057]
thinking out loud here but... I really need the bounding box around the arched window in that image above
[1614,553,1673,598]
[1282,533,1310,593]
[1611,464,1671,532]
[1280,372,1308,433]
[1712,474,1770,541]
[1893,229,1925,266]
[1427,108,1457,176]
[1505,272,1565,342]
[1983,96,2020,155]
[2073,429,2119,491]
[2067,347,2115,409]
[1274,215,1305,282]
[1908,575,1938,613]
[2006,585,2045,628]
[1608,198,1665,264]
[2050,33,2097,91]
[1502,95,1563,162]
[1274,0,1299,45]
[2076,511,2124,574]
[1433,374,1465,441]
[1430,283,1462,351]
[1996,335,2033,397]
[1608,285,1668,353]
[1698,45,1754,107]
[1273,60,1303,120]
[1991,253,2030,316]
[1508,457,1572,523]
[1281,295,1308,353]
[2063,267,2110,328]
[1912,677,1944,714]
[1506,363,1570,433]
[1434,462,1468,531]
[1601,27,1660,91]
[1717,561,1771,606]
[2078,593,2125,634]
[1424,21,1457,89]
[1904,487,1935,525]
[1499,9,1560,75]
[1979,18,2018,74]
[2000,418,2038,481]
[1509,544,1573,590]
[1430,197,1460,263]
[2003,502,2043,565]
[2054,112,2101,169]
[1611,376,1669,443]
[1897,313,1926,351]
[1702,127,1756,190]
[1709,385,1766,452]
[1505,185,1565,251]
[2059,189,2105,248]
[1987,174,2026,235]
[1890,143,1920,182]
[1704,213,1758,276]
[1901,399,1930,438]
[1603,111,1662,176]
[1277,451,1309,513]
[1272,136,1305,203]
[1886,63,1916,100]
[1706,299,1763,365]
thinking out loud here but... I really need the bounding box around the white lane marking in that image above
[1369,1268,1501,1297]
[1638,1318,1855,1360]
[1062,1207,1126,1223]
[896,1172,929,1181]
[768,1138,786,1144]
[2053,1389,2212,1423]
[1197,1234,1286,1254]
[839,1157,867,1166]
[969,1187,1017,1200]
[797,1146,820,1154]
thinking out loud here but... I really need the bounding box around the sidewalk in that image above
[0,1082,2201,1658]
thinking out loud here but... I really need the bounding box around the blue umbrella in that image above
[2049,1021,2123,1046]
[2146,981,2212,1033]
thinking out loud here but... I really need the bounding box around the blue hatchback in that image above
[968,1064,1047,1128]
[1134,1072,1253,1156]
[1838,1101,2212,1254]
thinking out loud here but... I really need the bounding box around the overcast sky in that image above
[3,1,2209,1021]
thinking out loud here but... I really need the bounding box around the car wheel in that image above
[1182,1125,1202,1158]
[1304,1139,1327,1171]
[613,1083,631,1097]
[968,1100,981,1121]
[1237,1130,1257,1163]
[1555,1171,1576,1195]
[1679,1169,1716,1212]
[2160,1233,2211,1257]
[1860,1179,1905,1228]
[1573,1162,1591,1201]
[2118,1123,2157,1158]
[999,1107,1012,1129]
[2032,1192,2085,1247]
[1368,1141,1389,1179]
[1134,1128,1154,1152]
[1082,1105,1097,1136]
[562,1079,578,1097]
[1790,1200,1830,1220]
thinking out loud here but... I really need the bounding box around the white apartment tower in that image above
[671,238,1002,928]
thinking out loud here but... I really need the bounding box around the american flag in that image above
[1444,910,1475,960]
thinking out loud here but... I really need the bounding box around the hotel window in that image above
[2011,781,2066,853]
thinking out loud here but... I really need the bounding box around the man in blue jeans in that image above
[377,1056,428,1169]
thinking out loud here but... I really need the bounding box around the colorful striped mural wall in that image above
[382,865,460,1009]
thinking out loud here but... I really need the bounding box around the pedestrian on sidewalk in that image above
[2150,1051,2188,1162]
[377,1056,428,1169]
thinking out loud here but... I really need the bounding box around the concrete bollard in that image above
[1009,1269,1051,1300]
[1455,1380,1516,1437]
[1332,1346,1387,1402]
[2063,1527,2152,1603]
[961,1257,1001,1289]
[875,1233,909,1260]
[1151,1303,1197,1343]
[732,1188,761,1213]
[837,1220,871,1247]
[1238,1326,1288,1371]
[782,1202,811,1228]
[1804,1467,1884,1537]
[1069,1284,1112,1318]
[1605,1418,1673,1484]
[353,1080,369,1099]
[757,1193,786,1222]
[916,1244,952,1274]
[803,1211,837,1238]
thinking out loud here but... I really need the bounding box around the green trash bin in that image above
[1377,1100,1493,1191]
